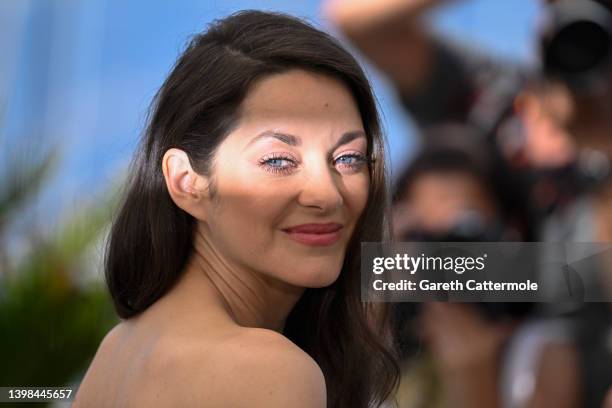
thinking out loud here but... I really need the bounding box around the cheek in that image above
[209,182,285,240]
[344,172,370,219]
[204,164,298,262]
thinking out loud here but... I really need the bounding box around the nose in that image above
[297,162,344,213]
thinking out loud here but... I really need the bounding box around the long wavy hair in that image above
[105,10,399,407]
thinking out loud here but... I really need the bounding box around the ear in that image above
[162,148,210,220]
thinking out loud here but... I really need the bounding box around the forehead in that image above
[238,69,363,127]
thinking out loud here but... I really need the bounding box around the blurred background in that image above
[4,0,612,407]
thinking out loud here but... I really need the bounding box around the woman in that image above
[73,10,399,408]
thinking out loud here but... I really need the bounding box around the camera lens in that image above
[545,20,610,75]
[541,0,612,91]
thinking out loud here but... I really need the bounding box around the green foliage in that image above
[0,147,59,231]
[0,145,119,406]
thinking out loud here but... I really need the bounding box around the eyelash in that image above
[258,152,370,175]
[258,153,299,175]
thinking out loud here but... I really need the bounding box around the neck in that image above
[174,224,304,332]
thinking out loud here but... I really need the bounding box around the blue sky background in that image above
[1,0,541,233]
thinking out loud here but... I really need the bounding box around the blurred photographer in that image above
[537,1,612,407]
[323,0,577,236]
[326,0,612,406]
[323,0,522,128]
[538,0,612,242]
[392,125,518,243]
[390,128,538,408]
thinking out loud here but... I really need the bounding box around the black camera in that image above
[541,0,612,92]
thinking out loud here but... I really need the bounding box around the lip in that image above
[282,223,343,247]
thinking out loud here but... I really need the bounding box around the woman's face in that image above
[200,69,370,288]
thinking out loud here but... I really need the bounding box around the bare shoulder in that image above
[216,328,326,405]
[159,328,327,407]
[72,322,129,407]
[96,321,126,350]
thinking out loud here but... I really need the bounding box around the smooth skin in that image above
[73,69,370,407]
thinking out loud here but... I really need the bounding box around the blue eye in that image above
[259,154,298,174]
[266,158,292,167]
[336,155,359,165]
[334,153,368,171]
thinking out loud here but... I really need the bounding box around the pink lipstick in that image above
[282,223,343,246]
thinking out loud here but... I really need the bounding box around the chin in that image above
[293,265,343,288]
[266,248,348,288]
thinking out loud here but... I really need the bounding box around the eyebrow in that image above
[249,131,301,147]
[247,130,367,154]
[330,130,367,153]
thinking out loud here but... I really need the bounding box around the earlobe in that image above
[162,148,209,220]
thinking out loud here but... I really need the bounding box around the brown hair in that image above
[105,10,399,407]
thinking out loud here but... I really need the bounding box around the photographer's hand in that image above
[323,0,451,31]
[323,0,462,92]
